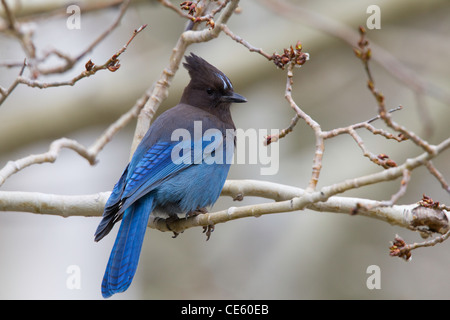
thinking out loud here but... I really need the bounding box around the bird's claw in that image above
[186,208,214,240]
[186,207,208,218]
[171,231,180,238]
[164,215,183,239]
[202,224,215,241]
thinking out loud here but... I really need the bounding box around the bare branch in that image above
[14,23,147,89]
[262,0,450,107]
[0,72,147,187]
[0,138,96,188]
[354,27,435,155]
[285,62,323,192]
[317,137,450,201]
[38,0,131,76]
[0,191,110,217]
[2,179,447,240]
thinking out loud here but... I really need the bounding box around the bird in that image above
[94,53,247,298]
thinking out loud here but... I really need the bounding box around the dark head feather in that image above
[179,53,246,127]
[183,53,234,93]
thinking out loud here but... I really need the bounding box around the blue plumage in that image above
[94,53,246,298]
[101,194,155,296]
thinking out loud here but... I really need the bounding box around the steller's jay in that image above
[94,53,247,298]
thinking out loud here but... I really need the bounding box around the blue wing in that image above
[95,141,184,241]
[96,134,229,298]
[118,135,227,214]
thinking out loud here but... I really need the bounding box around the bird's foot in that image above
[186,207,208,218]
[203,224,215,241]
[186,208,214,241]
[164,215,182,239]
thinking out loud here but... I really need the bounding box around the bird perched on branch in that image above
[94,53,247,298]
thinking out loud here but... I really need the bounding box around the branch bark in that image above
[1,175,448,238]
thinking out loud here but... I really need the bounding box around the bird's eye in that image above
[206,88,214,95]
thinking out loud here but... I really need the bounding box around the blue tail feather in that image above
[101,195,154,298]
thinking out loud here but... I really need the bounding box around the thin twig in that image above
[0,25,148,185]
[221,24,273,60]
[390,231,450,261]
[425,161,450,194]
[285,62,323,191]
[14,24,147,89]
[1,0,18,30]
[321,107,406,169]
[159,0,230,28]
[38,0,131,76]
[0,59,27,106]
[262,0,450,107]
[370,169,411,209]
[0,0,129,73]
[355,27,435,155]
[1,0,36,59]
[264,113,300,146]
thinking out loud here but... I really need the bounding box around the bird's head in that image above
[180,53,247,112]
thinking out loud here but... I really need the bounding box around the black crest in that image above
[183,53,233,92]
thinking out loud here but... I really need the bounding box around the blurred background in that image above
[0,0,449,299]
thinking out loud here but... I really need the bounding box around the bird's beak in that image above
[221,92,247,103]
